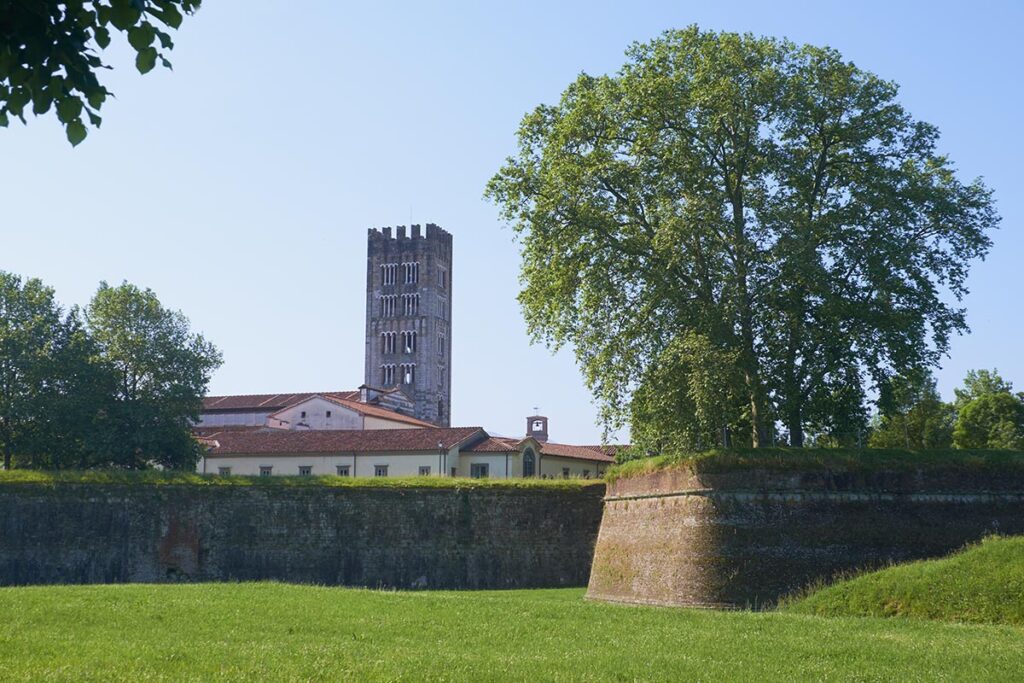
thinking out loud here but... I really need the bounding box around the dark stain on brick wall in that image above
[0,484,605,588]
[587,467,1024,609]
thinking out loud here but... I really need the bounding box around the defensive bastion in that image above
[0,474,604,588]
[587,450,1024,609]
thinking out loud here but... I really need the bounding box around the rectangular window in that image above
[450,467,457,477]
[374,465,389,477]
[336,465,350,477]
[259,466,272,477]
[562,467,571,479]
[439,267,447,290]
[299,466,312,476]
[218,466,231,476]
[300,411,306,418]
[418,466,431,476]
[470,463,489,479]
[326,410,332,418]
[582,469,590,479]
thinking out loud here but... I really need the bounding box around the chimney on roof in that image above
[526,415,549,442]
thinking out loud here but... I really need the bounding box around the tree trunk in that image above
[747,376,769,447]
[788,406,804,448]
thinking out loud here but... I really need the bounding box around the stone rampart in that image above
[586,465,1024,608]
[0,482,604,588]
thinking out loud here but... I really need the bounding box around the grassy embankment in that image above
[0,469,601,491]
[607,447,1024,482]
[1,584,1023,681]
[784,535,1024,626]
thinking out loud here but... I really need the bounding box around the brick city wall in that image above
[0,483,604,588]
[586,466,1024,609]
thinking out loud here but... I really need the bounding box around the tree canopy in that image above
[951,370,1024,450]
[869,370,954,449]
[487,26,998,450]
[0,272,220,470]
[0,0,201,145]
[86,281,221,469]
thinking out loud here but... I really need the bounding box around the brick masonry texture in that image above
[0,484,604,588]
[586,466,1024,609]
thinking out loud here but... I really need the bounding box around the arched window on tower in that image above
[400,363,415,385]
[400,330,415,353]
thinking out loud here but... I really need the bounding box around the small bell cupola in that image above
[526,414,549,442]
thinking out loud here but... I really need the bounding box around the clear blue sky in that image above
[2,1,1021,443]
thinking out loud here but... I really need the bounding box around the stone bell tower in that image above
[364,223,452,426]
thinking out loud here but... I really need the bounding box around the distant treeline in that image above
[617,368,1024,461]
[0,271,221,471]
[866,369,1024,451]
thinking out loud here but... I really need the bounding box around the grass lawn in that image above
[608,447,1024,481]
[0,469,601,491]
[1,584,1022,681]
[785,535,1024,626]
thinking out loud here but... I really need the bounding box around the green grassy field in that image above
[785,535,1024,626]
[1,584,1022,681]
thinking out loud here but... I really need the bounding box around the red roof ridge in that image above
[204,426,487,456]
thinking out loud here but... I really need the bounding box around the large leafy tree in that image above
[86,281,220,469]
[0,272,63,469]
[952,369,1024,450]
[0,0,201,145]
[0,272,113,469]
[487,27,997,449]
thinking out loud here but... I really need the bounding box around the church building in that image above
[194,224,617,478]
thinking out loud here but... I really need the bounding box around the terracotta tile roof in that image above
[202,390,432,428]
[192,425,267,438]
[297,395,434,428]
[204,427,486,456]
[202,391,359,412]
[464,437,519,453]
[465,436,615,462]
[578,444,629,457]
[537,442,616,463]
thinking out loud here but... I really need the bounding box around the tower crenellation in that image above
[364,223,452,426]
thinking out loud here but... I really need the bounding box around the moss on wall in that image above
[0,481,605,589]
[588,460,1024,609]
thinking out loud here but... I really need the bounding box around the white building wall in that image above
[198,447,608,479]
[199,450,456,477]
[269,398,363,430]
[364,416,420,430]
[539,455,607,479]
[455,453,512,479]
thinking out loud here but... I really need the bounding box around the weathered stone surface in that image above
[0,484,604,588]
[587,467,1024,609]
